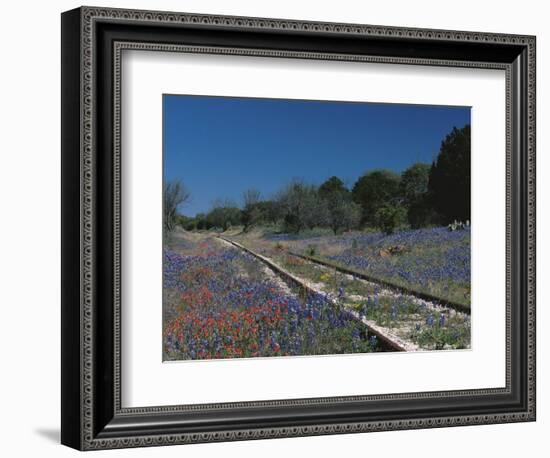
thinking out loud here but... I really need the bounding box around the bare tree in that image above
[325,193,362,234]
[242,188,261,208]
[276,180,330,233]
[163,179,191,233]
[242,188,262,232]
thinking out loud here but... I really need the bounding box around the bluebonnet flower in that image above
[337,287,345,300]
[426,315,435,327]
[369,335,378,349]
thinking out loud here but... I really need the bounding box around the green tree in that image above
[318,176,349,199]
[352,169,400,226]
[400,163,430,205]
[428,125,471,223]
[206,200,242,231]
[175,214,192,229]
[318,176,359,234]
[183,217,198,231]
[195,213,207,230]
[400,163,435,228]
[255,200,280,225]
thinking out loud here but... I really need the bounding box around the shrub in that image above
[206,205,242,232]
[373,204,407,235]
[306,244,317,256]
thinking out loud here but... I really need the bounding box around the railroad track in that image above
[288,251,470,315]
[217,236,417,352]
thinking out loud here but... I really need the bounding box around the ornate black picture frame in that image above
[61,6,536,450]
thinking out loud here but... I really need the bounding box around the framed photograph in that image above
[61,6,536,450]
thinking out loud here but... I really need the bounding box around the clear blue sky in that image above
[163,95,470,216]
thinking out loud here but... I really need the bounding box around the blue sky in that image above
[163,95,470,216]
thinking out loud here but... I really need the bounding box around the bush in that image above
[206,205,242,232]
[306,244,317,256]
[373,204,407,235]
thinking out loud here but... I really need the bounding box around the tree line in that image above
[165,124,470,235]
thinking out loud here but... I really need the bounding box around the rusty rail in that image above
[289,251,470,315]
[218,236,413,352]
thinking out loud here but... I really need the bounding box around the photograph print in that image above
[162,95,471,361]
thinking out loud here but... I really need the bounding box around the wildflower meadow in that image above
[163,236,380,360]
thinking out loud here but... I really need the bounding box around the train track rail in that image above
[288,251,470,315]
[217,236,416,352]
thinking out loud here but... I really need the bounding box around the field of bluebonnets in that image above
[163,225,471,361]
[231,225,471,351]
[265,226,471,308]
[163,232,380,361]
